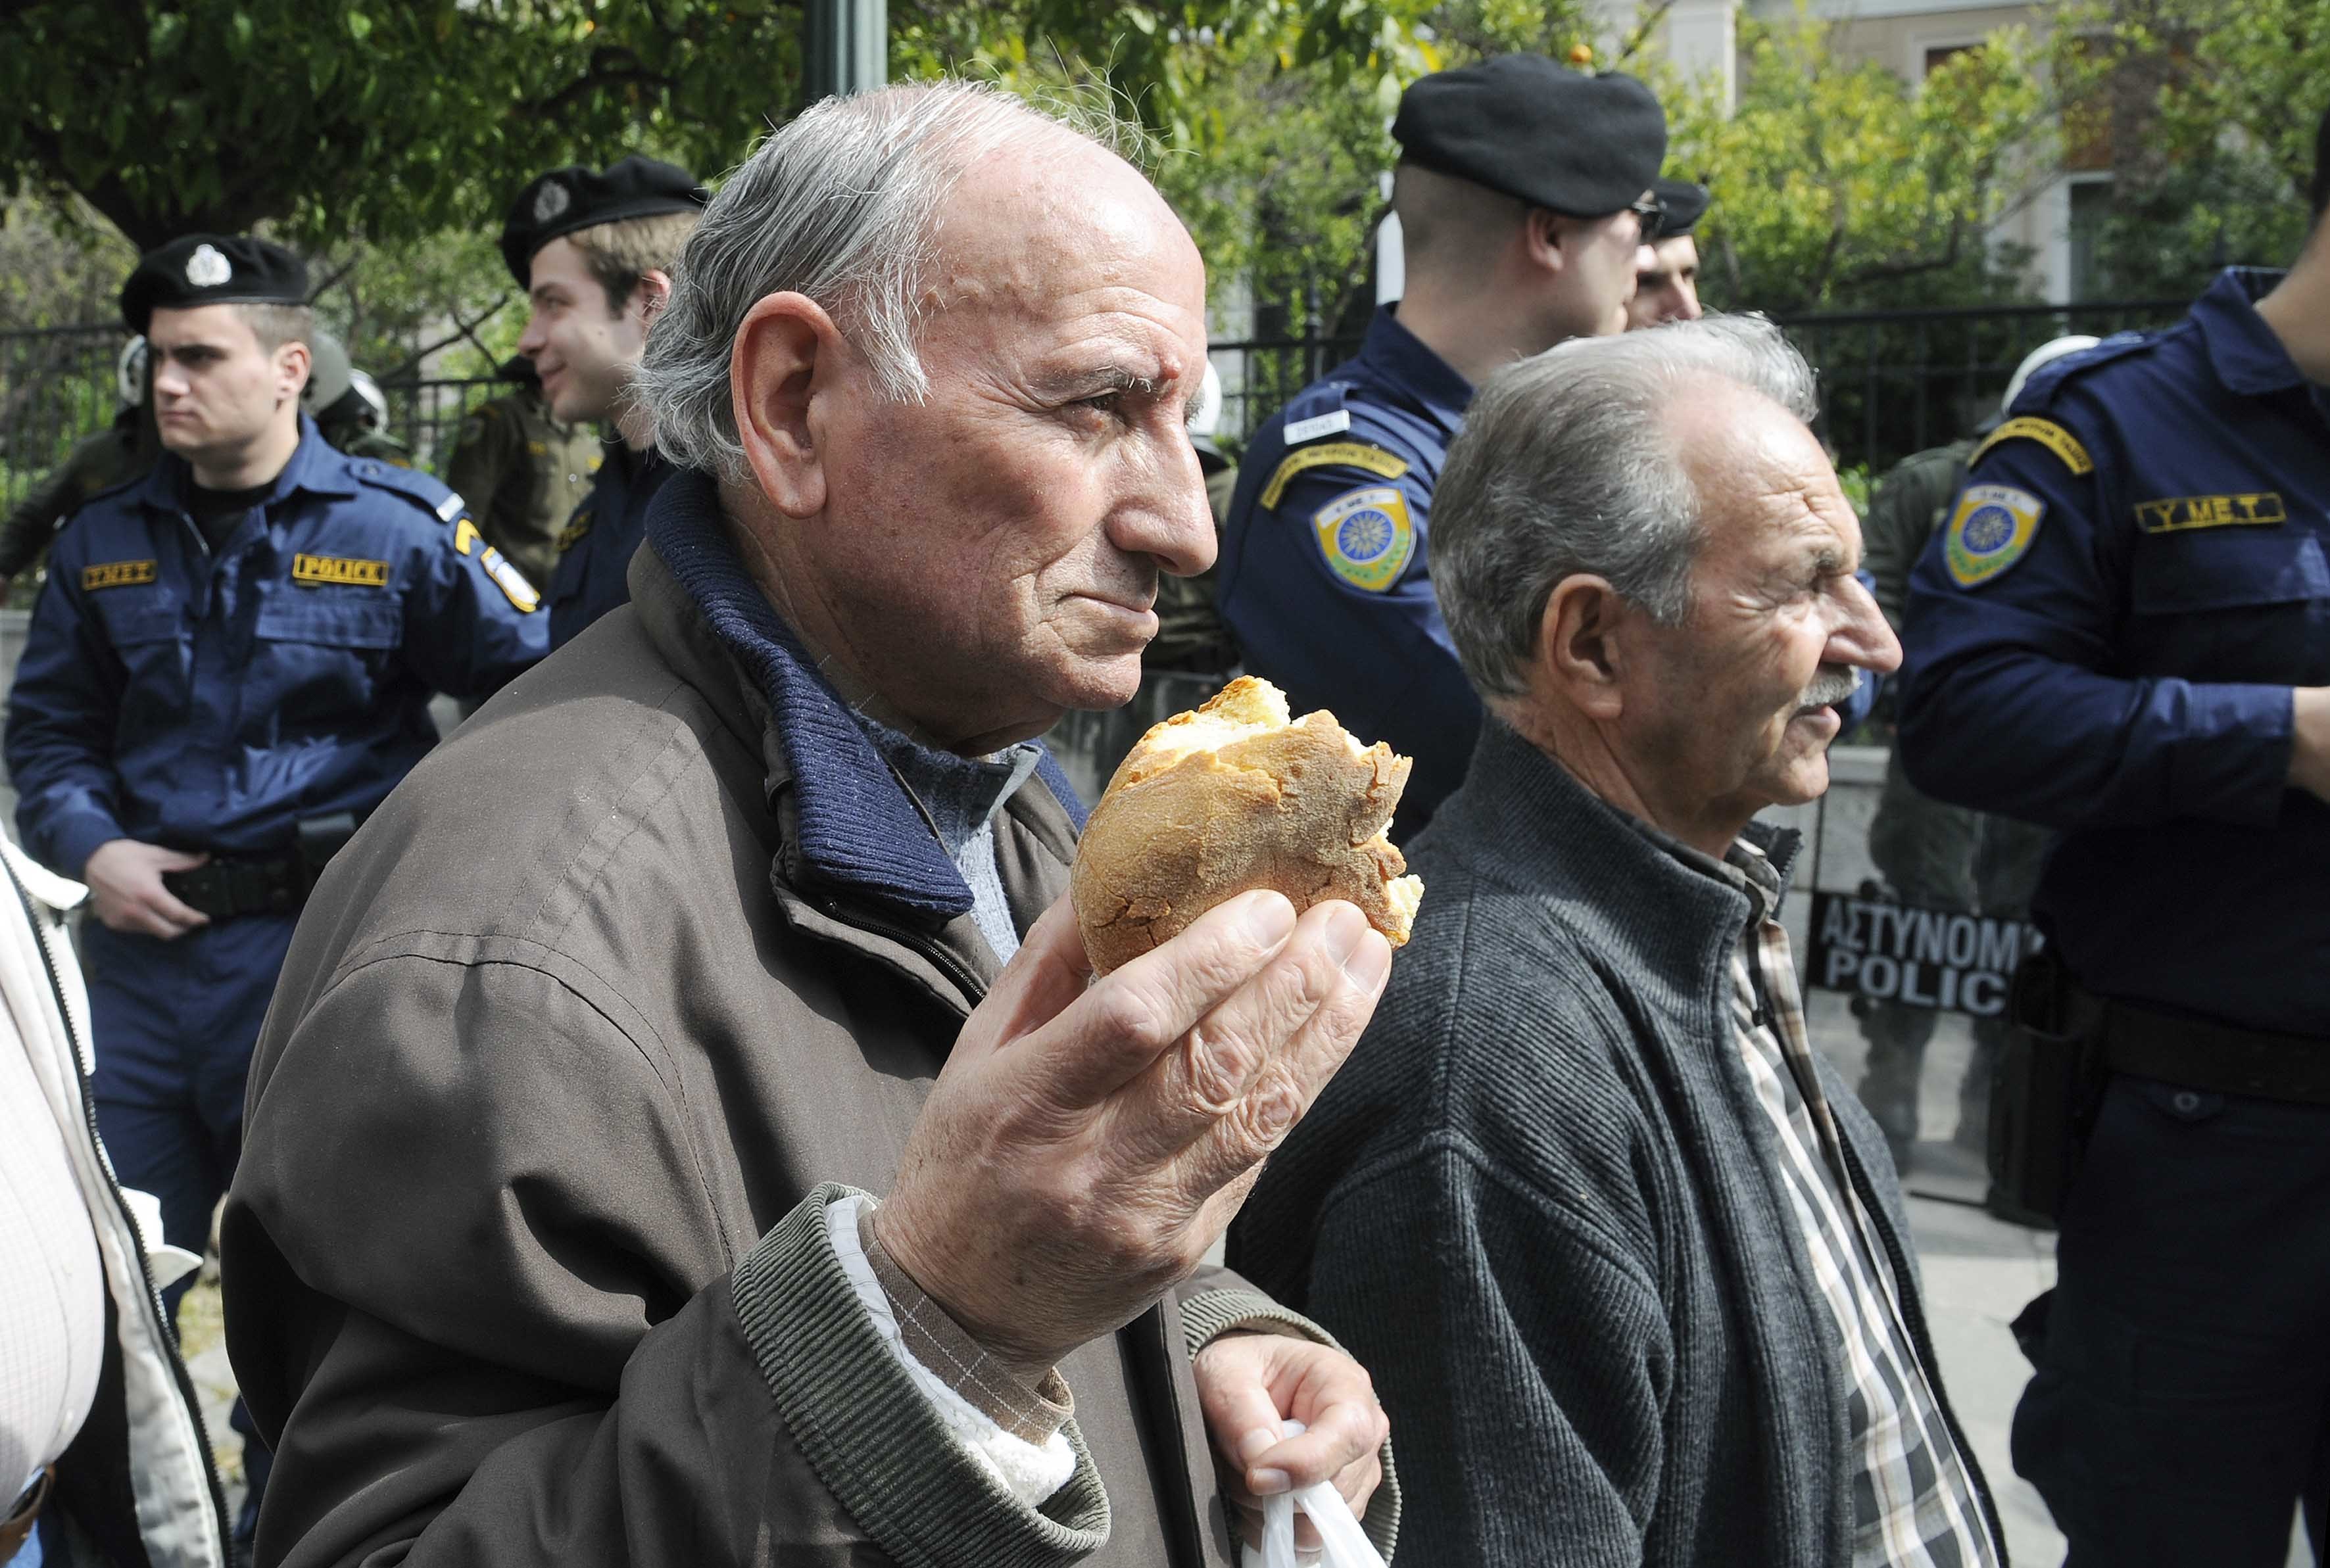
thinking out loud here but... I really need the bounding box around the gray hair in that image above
[636,80,1139,481]
[1432,314,1820,699]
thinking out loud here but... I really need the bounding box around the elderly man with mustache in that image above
[1234,316,2008,1567]
[221,83,1396,1568]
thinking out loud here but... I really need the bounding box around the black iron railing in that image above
[0,297,2197,518]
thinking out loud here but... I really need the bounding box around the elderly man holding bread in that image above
[222,83,1407,1567]
[1234,316,2010,1567]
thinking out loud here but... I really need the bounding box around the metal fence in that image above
[1772,297,2189,479]
[0,297,2195,517]
[1200,296,2192,480]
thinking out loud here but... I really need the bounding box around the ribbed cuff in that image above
[733,1184,1109,1567]
[1180,1287,1403,1562]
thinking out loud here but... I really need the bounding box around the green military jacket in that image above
[441,391,602,592]
[0,410,158,581]
[1860,436,1978,634]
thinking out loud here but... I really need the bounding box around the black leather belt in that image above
[164,853,305,919]
[2100,1002,2330,1106]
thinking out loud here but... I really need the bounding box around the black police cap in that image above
[120,234,310,334]
[501,154,709,287]
[1394,55,1666,219]
[1653,178,1711,237]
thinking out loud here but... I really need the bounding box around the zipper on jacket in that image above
[815,890,988,1009]
[8,861,233,1567]
[1837,1133,2009,1562]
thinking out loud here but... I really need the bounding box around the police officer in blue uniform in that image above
[4,233,545,1551]
[501,156,707,648]
[1217,57,1667,838]
[1897,105,2330,1565]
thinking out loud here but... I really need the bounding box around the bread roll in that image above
[1073,676,1424,974]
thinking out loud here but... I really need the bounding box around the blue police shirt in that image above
[548,439,672,649]
[1898,268,2329,1035]
[1217,306,1478,840]
[5,420,547,878]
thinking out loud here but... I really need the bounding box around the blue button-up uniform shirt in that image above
[548,439,673,650]
[1899,269,2329,1035]
[1217,306,1478,839]
[5,420,547,878]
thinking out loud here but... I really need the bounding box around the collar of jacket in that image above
[642,466,1088,926]
[1425,715,1802,978]
[133,415,358,515]
[2196,266,2306,397]
[1363,302,1475,429]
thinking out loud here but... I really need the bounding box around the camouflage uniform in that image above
[1856,437,2053,1162]
[441,389,602,592]
[0,407,160,583]
[317,410,416,469]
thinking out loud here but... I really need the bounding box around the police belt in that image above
[164,851,306,919]
[2096,997,2330,1106]
[162,811,361,920]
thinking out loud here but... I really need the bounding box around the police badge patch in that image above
[184,243,232,287]
[1312,485,1415,593]
[1944,484,2046,588]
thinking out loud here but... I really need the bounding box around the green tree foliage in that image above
[2053,0,2323,297]
[1664,9,2052,314]
[0,0,1436,252]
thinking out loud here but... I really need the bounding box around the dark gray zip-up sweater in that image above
[1231,719,2002,1567]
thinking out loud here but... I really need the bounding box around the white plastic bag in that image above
[1238,1421,1388,1568]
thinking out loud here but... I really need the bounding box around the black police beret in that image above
[501,154,710,287]
[1394,56,1666,219]
[1653,178,1711,237]
[120,234,310,334]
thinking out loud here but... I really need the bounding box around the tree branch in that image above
[383,294,514,380]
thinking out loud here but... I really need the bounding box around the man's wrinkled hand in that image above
[1197,1331,1390,1554]
[84,838,210,939]
[876,890,1394,1380]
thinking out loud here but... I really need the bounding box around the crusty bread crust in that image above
[1073,677,1422,974]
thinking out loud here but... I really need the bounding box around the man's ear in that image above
[277,341,311,405]
[1530,574,1633,721]
[1520,207,1568,281]
[731,291,846,520]
[632,268,675,327]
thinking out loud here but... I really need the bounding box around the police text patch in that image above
[81,559,158,591]
[1261,442,1409,509]
[2133,493,2287,533]
[1943,485,2045,589]
[292,554,391,588]
[1970,417,2092,476]
[1312,486,1415,593]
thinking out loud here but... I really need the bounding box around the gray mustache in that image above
[1798,667,1861,711]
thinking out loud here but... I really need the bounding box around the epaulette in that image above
[2008,329,2152,415]
[1278,380,1355,446]
[352,458,468,523]
[1970,333,2157,477]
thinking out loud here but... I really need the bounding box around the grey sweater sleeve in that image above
[1298,1134,1674,1568]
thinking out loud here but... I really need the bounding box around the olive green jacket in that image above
[441,392,601,590]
